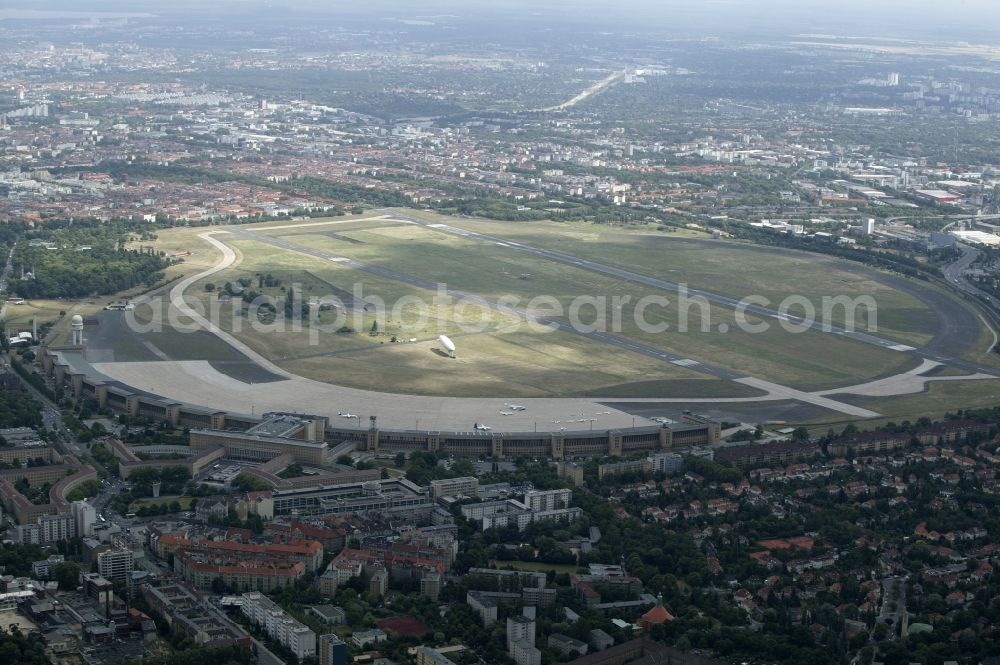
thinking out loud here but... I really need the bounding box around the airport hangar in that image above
[40,345,721,463]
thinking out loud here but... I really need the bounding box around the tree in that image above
[791,427,810,442]
[53,561,80,590]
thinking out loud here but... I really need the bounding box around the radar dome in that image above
[71,314,84,325]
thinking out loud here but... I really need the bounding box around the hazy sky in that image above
[7,0,1000,41]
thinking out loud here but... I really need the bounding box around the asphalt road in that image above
[944,242,988,299]
[13,360,87,459]
[939,242,1000,354]
[879,575,908,636]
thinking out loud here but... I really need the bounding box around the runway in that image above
[390,212,1000,378]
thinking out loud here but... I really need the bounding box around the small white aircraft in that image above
[506,404,527,411]
[500,411,514,416]
[475,423,492,431]
[338,412,357,418]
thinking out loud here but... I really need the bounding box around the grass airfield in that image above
[103,211,1000,421]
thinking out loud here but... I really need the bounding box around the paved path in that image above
[166,231,292,379]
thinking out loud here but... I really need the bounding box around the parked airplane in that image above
[474,423,492,431]
[338,412,357,418]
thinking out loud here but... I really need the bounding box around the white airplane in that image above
[475,423,492,431]
[338,412,357,418]
[596,411,610,415]
[506,404,527,411]
[500,411,514,416]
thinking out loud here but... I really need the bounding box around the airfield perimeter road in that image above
[387,212,1000,378]
[227,225,883,418]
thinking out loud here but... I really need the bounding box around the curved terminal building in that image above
[41,346,720,462]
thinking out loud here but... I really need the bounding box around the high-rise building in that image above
[72,500,97,538]
[507,611,540,665]
[318,633,347,665]
[97,548,135,583]
[16,512,75,545]
[241,592,316,660]
[507,613,535,650]
[420,569,442,601]
[648,452,684,475]
[522,488,571,512]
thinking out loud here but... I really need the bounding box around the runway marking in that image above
[889,344,916,351]
[250,215,393,231]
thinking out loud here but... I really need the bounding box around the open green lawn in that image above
[261,225,916,391]
[148,211,987,407]
[185,237,734,397]
[397,216,940,348]
[804,377,1000,433]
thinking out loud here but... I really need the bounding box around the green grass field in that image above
[260,224,917,391]
[394,215,940,347]
[145,212,989,409]
[804,377,1000,433]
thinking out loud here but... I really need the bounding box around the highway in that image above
[940,241,1000,349]
[389,212,1000,378]
[943,242,987,299]
[532,69,627,112]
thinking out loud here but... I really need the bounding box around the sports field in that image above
[118,212,985,401]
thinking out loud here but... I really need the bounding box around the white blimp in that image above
[438,334,456,358]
